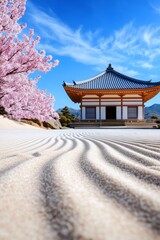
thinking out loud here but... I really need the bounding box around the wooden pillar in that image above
[142,94,145,120]
[80,102,82,121]
[99,95,101,126]
[80,94,84,121]
[121,95,123,120]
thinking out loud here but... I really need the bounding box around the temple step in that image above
[70,120,158,128]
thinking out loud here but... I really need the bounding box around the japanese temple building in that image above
[63,64,160,124]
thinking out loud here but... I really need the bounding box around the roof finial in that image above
[63,81,66,87]
[107,64,113,71]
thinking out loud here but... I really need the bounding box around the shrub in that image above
[151,115,158,119]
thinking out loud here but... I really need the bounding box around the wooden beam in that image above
[64,86,160,103]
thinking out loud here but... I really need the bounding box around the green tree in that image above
[151,115,158,119]
[61,106,70,118]
[59,106,75,127]
[59,115,68,127]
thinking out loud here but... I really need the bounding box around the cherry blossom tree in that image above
[0,0,59,121]
[1,74,59,121]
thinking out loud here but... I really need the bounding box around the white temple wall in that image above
[123,101,142,105]
[123,106,128,119]
[82,101,99,106]
[101,102,121,106]
[82,107,86,120]
[101,107,106,120]
[96,107,99,120]
[138,106,143,120]
[81,100,144,120]
[116,106,121,120]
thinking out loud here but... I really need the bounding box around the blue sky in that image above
[22,0,160,110]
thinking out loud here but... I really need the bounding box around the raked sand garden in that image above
[0,116,160,240]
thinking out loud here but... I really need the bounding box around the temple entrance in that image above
[106,106,116,119]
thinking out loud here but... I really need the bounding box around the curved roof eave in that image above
[64,85,160,103]
[64,85,160,93]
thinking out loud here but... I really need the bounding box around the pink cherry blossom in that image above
[1,74,59,121]
[0,0,59,121]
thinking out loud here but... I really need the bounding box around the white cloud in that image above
[27,1,160,75]
[150,74,159,80]
[112,22,138,50]
[142,62,154,69]
[142,25,160,46]
[150,3,160,14]
[138,61,154,69]
[115,65,139,77]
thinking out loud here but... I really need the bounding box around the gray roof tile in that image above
[65,65,160,90]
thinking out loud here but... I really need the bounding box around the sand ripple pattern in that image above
[0,129,160,240]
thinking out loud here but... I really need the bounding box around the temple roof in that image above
[63,64,160,103]
[64,64,160,90]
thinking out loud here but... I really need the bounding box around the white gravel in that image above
[0,126,160,240]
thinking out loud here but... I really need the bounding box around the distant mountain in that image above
[57,108,80,118]
[145,104,160,119]
[57,104,160,119]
